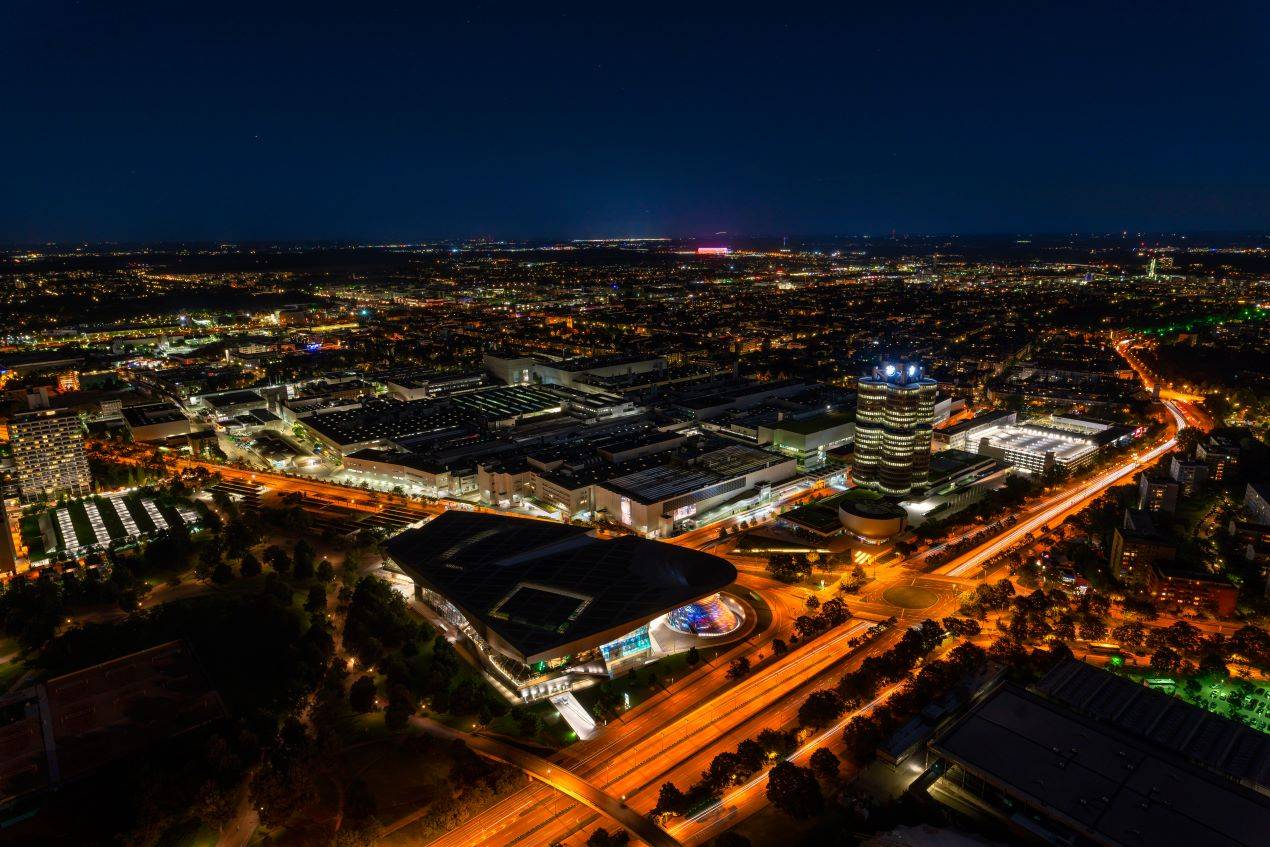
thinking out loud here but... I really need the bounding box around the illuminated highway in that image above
[423,619,913,847]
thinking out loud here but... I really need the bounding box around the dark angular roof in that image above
[383,511,736,661]
[931,683,1270,847]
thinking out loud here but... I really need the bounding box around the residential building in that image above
[1147,563,1238,617]
[10,408,92,501]
[1138,472,1179,514]
[1109,509,1175,584]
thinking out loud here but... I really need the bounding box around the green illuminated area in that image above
[1122,670,1270,734]
[1134,304,1268,337]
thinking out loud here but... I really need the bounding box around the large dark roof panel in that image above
[384,511,736,662]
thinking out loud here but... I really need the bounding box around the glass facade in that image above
[600,625,652,676]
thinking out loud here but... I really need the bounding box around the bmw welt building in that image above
[384,510,740,701]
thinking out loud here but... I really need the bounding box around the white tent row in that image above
[56,508,80,550]
[142,499,169,531]
[82,502,112,546]
[110,497,141,535]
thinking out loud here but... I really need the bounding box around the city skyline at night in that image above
[2,5,1269,847]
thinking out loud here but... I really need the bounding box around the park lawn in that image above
[486,698,575,747]
[575,646,724,718]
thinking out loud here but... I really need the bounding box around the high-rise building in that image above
[852,361,938,497]
[10,408,92,501]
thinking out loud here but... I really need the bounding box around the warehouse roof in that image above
[931,683,1270,847]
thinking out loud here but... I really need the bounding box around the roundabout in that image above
[881,585,940,610]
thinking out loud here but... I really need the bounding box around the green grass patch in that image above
[94,497,128,540]
[126,494,158,534]
[19,513,46,559]
[157,502,183,528]
[66,502,94,547]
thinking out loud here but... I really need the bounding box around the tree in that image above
[735,739,764,773]
[809,748,839,782]
[1112,621,1146,650]
[772,639,789,656]
[686,646,700,666]
[292,539,316,579]
[211,561,235,584]
[385,683,417,730]
[586,828,629,847]
[305,585,327,613]
[293,554,315,581]
[1078,617,1108,642]
[797,689,845,729]
[805,594,820,611]
[239,551,262,578]
[516,708,543,738]
[757,728,793,759]
[1150,645,1182,675]
[820,597,850,627]
[1164,621,1202,654]
[765,761,823,818]
[264,544,291,575]
[840,715,882,765]
[1231,625,1270,667]
[793,615,822,640]
[705,752,749,789]
[654,781,686,816]
[1198,651,1229,679]
[766,553,809,584]
[727,657,751,680]
[316,558,336,583]
[349,675,377,712]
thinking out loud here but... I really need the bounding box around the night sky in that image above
[4,2,1269,243]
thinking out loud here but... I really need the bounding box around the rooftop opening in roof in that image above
[488,583,593,634]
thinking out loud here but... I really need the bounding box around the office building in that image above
[932,409,1017,451]
[593,443,796,538]
[10,408,92,501]
[1197,434,1241,482]
[1244,483,1270,526]
[852,362,938,497]
[122,402,191,443]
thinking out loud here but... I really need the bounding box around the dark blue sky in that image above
[3,1,1268,242]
